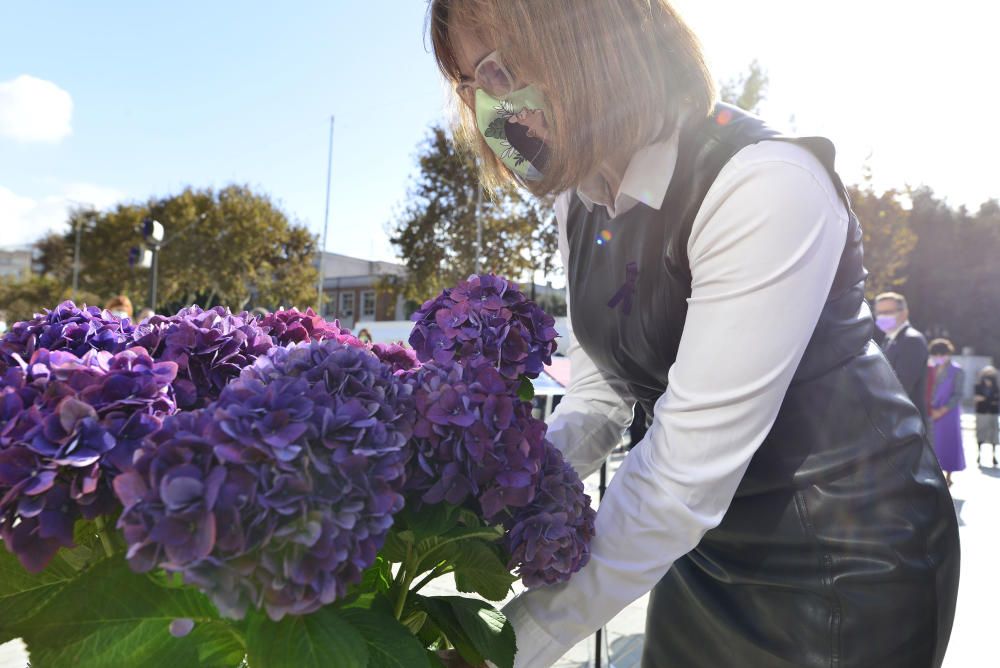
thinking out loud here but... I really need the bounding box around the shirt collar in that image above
[885,321,910,343]
[576,124,681,219]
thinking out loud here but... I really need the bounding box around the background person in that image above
[430,1,958,666]
[927,338,966,485]
[973,365,999,466]
[874,291,929,421]
[104,294,133,320]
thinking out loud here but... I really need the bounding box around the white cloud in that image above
[0,75,73,143]
[0,184,126,248]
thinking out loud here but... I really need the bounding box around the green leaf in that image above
[348,556,392,604]
[451,541,517,602]
[414,596,484,666]
[416,596,516,668]
[0,545,79,644]
[341,607,432,668]
[397,503,460,542]
[381,529,411,563]
[13,557,243,668]
[485,117,506,140]
[413,525,504,574]
[246,607,367,668]
[517,376,535,401]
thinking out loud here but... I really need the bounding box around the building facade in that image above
[319,252,407,329]
[0,248,32,279]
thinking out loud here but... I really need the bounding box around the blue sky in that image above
[2,1,998,261]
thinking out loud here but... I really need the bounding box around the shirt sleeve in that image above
[503,142,849,668]
[543,191,636,479]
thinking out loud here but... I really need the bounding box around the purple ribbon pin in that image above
[606,262,639,315]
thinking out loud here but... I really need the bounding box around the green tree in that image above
[847,168,918,299]
[0,274,101,324]
[389,126,558,302]
[898,188,1000,361]
[28,185,318,315]
[720,59,769,114]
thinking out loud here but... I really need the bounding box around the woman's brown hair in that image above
[429,0,716,196]
[929,339,956,356]
[105,294,134,319]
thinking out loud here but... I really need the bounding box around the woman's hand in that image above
[436,650,485,667]
[931,407,948,421]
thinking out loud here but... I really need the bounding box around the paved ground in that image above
[1,418,997,667]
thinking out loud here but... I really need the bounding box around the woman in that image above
[974,365,999,466]
[428,2,960,666]
[927,338,966,483]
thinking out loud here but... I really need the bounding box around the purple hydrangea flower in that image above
[404,360,546,520]
[503,445,596,587]
[371,342,418,374]
[259,308,351,347]
[0,301,136,373]
[114,339,415,620]
[0,347,177,572]
[133,306,273,410]
[409,275,558,382]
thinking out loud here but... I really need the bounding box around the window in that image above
[361,291,377,319]
[339,292,355,317]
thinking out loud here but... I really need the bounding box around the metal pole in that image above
[595,460,608,668]
[317,115,335,312]
[149,244,159,312]
[474,173,483,274]
[71,217,82,301]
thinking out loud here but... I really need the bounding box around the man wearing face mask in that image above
[875,292,929,421]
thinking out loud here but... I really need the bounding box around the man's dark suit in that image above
[880,323,929,418]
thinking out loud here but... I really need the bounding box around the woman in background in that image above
[927,338,966,484]
[973,365,998,466]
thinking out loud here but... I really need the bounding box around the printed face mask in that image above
[475,85,551,182]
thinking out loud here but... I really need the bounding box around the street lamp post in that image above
[142,219,165,312]
[71,217,83,301]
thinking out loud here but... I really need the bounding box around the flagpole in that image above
[317,115,335,312]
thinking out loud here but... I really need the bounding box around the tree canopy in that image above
[389,126,558,302]
[9,185,317,319]
[720,59,769,114]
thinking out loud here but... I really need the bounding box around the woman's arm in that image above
[943,367,966,412]
[502,142,848,668]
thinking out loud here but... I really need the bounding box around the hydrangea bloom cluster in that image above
[0,347,177,572]
[259,307,349,347]
[404,360,547,521]
[502,445,596,587]
[371,342,418,374]
[133,306,273,410]
[261,308,417,373]
[0,301,136,373]
[114,339,415,620]
[409,275,558,382]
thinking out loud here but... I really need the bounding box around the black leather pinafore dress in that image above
[564,104,960,667]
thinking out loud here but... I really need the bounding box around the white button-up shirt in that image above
[502,133,850,668]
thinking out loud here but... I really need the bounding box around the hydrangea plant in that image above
[115,339,415,620]
[0,347,176,571]
[0,285,592,668]
[133,306,272,410]
[0,301,136,373]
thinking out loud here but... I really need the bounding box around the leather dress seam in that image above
[792,489,842,668]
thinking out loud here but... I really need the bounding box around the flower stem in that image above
[394,545,417,621]
[94,517,115,558]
